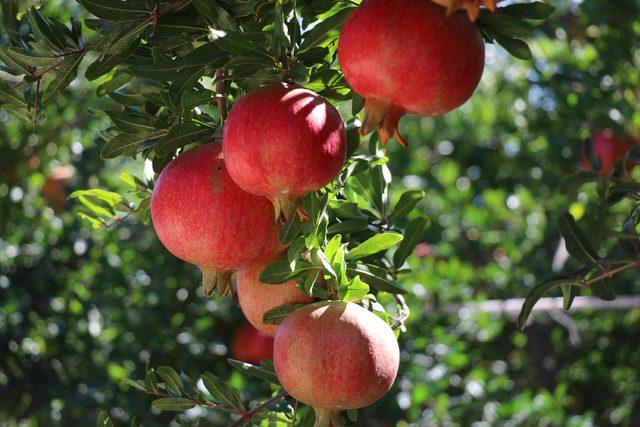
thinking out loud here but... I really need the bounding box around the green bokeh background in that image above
[1,0,639,425]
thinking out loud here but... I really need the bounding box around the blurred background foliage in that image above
[1,0,640,425]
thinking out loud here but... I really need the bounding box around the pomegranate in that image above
[581,129,639,177]
[431,0,505,21]
[222,83,347,220]
[274,301,400,427]
[42,165,74,211]
[338,0,485,146]
[237,265,313,337]
[232,323,274,365]
[150,144,283,296]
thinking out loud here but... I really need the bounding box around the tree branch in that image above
[391,294,410,330]
[580,258,640,288]
[230,391,289,427]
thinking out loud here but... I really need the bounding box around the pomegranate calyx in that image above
[360,99,408,147]
[201,268,233,297]
[313,407,344,427]
[274,195,301,223]
[430,0,500,21]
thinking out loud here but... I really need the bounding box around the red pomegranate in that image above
[236,265,313,337]
[150,144,283,296]
[274,301,400,426]
[338,0,485,146]
[222,83,347,220]
[232,323,274,365]
[581,129,639,177]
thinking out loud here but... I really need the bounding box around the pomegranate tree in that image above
[150,144,283,296]
[338,0,485,146]
[236,265,313,336]
[274,301,400,427]
[232,323,274,365]
[222,82,347,220]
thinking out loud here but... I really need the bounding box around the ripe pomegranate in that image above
[274,301,400,427]
[150,144,283,296]
[232,323,274,365]
[42,165,74,211]
[222,83,347,220]
[338,0,485,146]
[581,129,639,177]
[236,265,313,337]
[431,0,505,21]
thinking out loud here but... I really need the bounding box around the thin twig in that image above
[391,294,410,330]
[158,0,192,17]
[230,391,289,427]
[147,390,244,416]
[215,68,227,121]
[580,258,640,288]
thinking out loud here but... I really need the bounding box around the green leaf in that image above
[280,215,304,244]
[153,124,212,157]
[202,371,244,409]
[558,212,599,265]
[501,2,555,20]
[393,217,428,269]
[299,6,353,53]
[151,398,196,411]
[591,278,616,301]
[0,81,27,108]
[517,277,578,329]
[145,368,158,393]
[227,359,280,385]
[0,45,33,75]
[493,34,532,60]
[106,111,164,134]
[101,131,166,159]
[86,39,139,81]
[42,52,85,106]
[70,189,124,217]
[346,267,406,294]
[156,366,184,396]
[327,219,370,234]
[3,47,56,67]
[215,31,272,59]
[561,283,578,311]
[193,0,237,31]
[338,275,369,302]
[97,71,133,97]
[287,237,308,265]
[123,378,147,393]
[78,0,150,20]
[388,190,425,225]
[97,410,114,427]
[346,233,403,260]
[263,303,306,325]
[259,260,317,284]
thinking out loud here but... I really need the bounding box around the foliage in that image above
[1,0,640,425]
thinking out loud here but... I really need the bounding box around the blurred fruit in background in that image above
[231,323,274,365]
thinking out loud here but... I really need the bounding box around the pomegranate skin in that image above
[274,301,399,424]
[222,83,347,217]
[150,144,283,295]
[232,323,274,365]
[237,266,313,337]
[581,129,638,177]
[338,0,485,145]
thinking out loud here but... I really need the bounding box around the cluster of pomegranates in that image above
[149,0,489,424]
